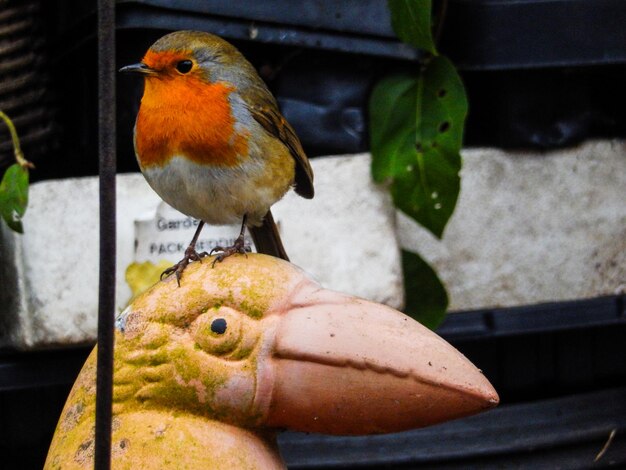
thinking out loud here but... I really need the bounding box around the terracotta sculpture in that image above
[46,254,498,469]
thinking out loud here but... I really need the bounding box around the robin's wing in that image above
[246,92,314,199]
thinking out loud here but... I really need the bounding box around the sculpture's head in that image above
[112,254,497,434]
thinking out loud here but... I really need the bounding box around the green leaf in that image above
[370,55,467,238]
[370,74,417,182]
[402,249,448,330]
[0,163,29,233]
[388,0,437,55]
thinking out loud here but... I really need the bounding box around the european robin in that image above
[120,31,314,283]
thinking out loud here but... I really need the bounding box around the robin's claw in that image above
[211,254,224,268]
[209,246,222,257]
[161,246,208,286]
[160,259,188,287]
[210,236,249,268]
[160,266,175,281]
[188,251,208,263]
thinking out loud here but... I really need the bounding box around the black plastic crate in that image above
[50,0,626,69]
[36,0,626,183]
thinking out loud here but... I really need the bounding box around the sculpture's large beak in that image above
[264,286,499,435]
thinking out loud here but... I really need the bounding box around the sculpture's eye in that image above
[191,306,254,358]
[175,60,193,74]
[211,318,227,334]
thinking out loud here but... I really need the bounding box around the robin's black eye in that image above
[176,60,193,74]
[211,318,227,334]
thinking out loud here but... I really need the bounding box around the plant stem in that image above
[0,110,34,169]
[434,0,449,45]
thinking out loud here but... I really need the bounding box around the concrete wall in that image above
[0,154,402,349]
[399,140,626,310]
[1,141,624,348]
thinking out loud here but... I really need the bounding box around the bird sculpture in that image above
[45,255,498,469]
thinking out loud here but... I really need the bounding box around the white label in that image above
[134,202,255,263]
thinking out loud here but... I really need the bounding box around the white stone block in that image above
[0,176,163,348]
[0,153,402,349]
[274,154,402,307]
[398,140,626,311]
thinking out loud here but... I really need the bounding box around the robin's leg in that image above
[210,215,251,267]
[161,221,209,285]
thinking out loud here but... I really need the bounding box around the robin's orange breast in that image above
[135,75,249,169]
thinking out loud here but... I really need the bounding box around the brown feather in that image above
[247,210,289,261]
[244,91,314,200]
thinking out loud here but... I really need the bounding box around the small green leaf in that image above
[0,163,29,233]
[388,0,437,55]
[402,249,448,330]
[370,55,467,238]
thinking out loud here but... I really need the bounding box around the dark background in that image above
[1,1,625,468]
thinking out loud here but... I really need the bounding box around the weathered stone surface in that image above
[6,139,621,349]
[0,154,402,349]
[0,177,162,348]
[399,140,626,311]
[273,154,402,308]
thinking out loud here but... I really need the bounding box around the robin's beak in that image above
[118,62,157,75]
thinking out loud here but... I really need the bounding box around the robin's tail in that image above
[248,209,289,261]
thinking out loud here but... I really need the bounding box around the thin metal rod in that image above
[95,0,116,468]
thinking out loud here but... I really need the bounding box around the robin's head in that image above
[119,30,260,86]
